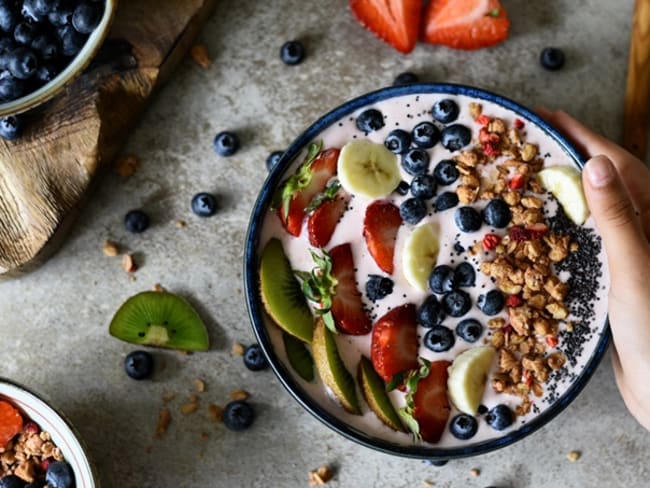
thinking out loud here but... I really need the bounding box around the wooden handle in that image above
[623,0,650,160]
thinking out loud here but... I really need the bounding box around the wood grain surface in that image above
[0,0,216,278]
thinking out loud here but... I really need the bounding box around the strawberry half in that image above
[330,243,372,335]
[412,360,451,443]
[371,304,419,384]
[308,194,348,248]
[363,200,402,274]
[279,147,340,237]
[350,0,422,54]
[422,0,510,50]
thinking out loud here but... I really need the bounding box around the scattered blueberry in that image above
[456,318,484,343]
[423,325,455,352]
[478,290,505,316]
[124,209,150,233]
[410,174,437,199]
[483,198,511,228]
[0,114,22,140]
[45,461,75,488]
[8,47,37,79]
[449,414,478,440]
[392,71,418,86]
[455,262,476,287]
[356,108,384,133]
[399,197,427,224]
[540,47,565,71]
[213,131,239,156]
[394,180,410,196]
[486,404,514,431]
[442,290,472,317]
[223,400,255,431]
[265,150,283,171]
[434,191,459,212]
[428,265,457,294]
[401,148,430,176]
[366,274,394,302]
[243,344,269,371]
[280,40,305,65]
[411,121,440,148]
[0,475,23,488]
[124,350,154,380]
[441,124,472,151]
[433,159,459,186]
[432,99,459,124]
[454,206,482,232]
[191,192,218,217]
[416,295,445,328]
[423,459,448,467]
[72,2,102,34]
[384,128,411,154]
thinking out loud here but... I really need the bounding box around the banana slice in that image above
[338,140,401,198]
[402,223,439,291]
[447,346,496,415]
[537,165,589,225]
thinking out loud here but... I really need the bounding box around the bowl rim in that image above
[0,0,119,118]
[243,82,611,460]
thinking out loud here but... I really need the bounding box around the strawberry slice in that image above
[279,147,339,237]
[422,0,510,50]
[371,304,419,383]
[412,360,451,443]
[0,400,23,449]
[363,201,402,274]
[330,243,372,335]
[308,194,348,248]
[350,0,422,54]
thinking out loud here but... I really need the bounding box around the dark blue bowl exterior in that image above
[243,83,611,460]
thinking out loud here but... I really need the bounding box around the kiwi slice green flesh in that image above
[358,356,405,432]
[312,319,360,415]
[109,291,209,351]
[283,331,315,382]
[260,238,313,343]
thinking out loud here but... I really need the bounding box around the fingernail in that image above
[585,155,615,188]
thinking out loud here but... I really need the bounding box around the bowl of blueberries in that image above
[0,0,117,124]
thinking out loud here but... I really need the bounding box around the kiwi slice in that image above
[260,238,313,343]
[312,319,360,415]
[358,356,405,432]
[282,331,315,382]
[109,291,209,351]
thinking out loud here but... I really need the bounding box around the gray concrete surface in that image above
[1,0,648,486]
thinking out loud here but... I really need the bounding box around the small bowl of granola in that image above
[0,378,98,487]
[244,83,610,460]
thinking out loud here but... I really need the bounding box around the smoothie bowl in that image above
[244,84,610,459]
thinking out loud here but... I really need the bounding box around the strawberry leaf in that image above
[294,248,339,333]
[280,141,324,222]
[398,357,432,441]
[305,180,342,213]
[486,8,500,17]
[386,371,405,392]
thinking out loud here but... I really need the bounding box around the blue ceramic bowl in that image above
[244,83,610,460]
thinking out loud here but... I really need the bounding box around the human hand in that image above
[538,108,650,431]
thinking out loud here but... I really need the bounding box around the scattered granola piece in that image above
[231,342,245,356]
[200,432,209,441]
[470,468,480,477]
[162,392,176,404]
[114,154,139,177]
[567,450,581,462]
[175,219,187,229]
[102,240,119,257]
[155,408,171,438]
[122,254,137,273]
[208,403,223,422]
[230,389,249,401]
[152,283,165,292]
[181,402,199,415]
[422,481,435,488]
[309,465,333,486]
[193,379,206,393]
[190,44,211,69]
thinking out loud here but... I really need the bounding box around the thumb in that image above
[582,155,649,282]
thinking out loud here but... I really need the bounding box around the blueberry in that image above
[410,174,436,199]
[434,191,459,212]
[478,290,505,316]
[8,47,37,80]
[456,318,483,343]
[48,5,74,27]
[14,22,37,46]
[223,400,255,431]
[356,108,384,133]
[441,124,472,151]
[243,344,269,371]
[416,295,445,328]
[0,1,17,33]
[423,325,455,352]
[428,265,456,294]
[0,36,13,55]
[191,192,218,217]
[384,128,411,154]
[432,98,459,124]
[72,2,102,34]
[486,404,514,431]
[411,121,440,149]
[21,0,47,22]
[442,290,471,317]
[483,198,511,228]
[433,159,459,186]
[24,481,46,488]
[33,0,57,15]
[401,148,430,176]
[0,115,22,140]
[392,71,418,85]
[454,206,482,233]
[366,274,394,302]
[0,77,24,101]
[45,461,75,488]
[213,131,239,156]
[59,25,87,56]
[477,404,488,415]
[265,150,283,171]
[455,262,475,287]
[36,63,58,82]
[124,350,154,380]
[399,198,427,224]
[423,459,448,467]
[540,47,565,71]
[280,40,305,65]
[394,180,410,196]
[449,414,478,440]
[0,475,23,488]
[124,209,150,233]
[32,34,59,61]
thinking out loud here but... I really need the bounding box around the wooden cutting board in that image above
[0,0,216,279]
